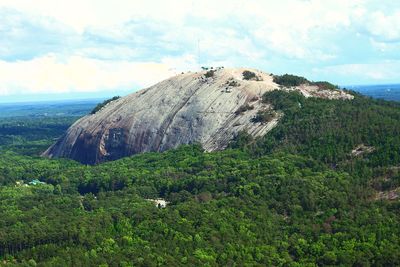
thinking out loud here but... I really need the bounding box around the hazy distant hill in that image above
[0,99,100,118]
[347,84,400,101]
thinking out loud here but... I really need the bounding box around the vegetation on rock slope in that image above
[90,96,121,115]
[273,74,338,90]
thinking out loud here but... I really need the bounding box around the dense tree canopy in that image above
[0,91,399,266]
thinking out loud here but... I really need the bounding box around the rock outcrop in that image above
[43,68,353,164]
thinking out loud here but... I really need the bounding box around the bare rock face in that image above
[43,68,353,164]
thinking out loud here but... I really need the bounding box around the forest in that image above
[0,91,399,266]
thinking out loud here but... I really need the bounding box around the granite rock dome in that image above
[43,68,352,164]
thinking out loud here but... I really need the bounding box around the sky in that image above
[0,0,400,102]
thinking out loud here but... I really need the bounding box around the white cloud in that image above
[0,0,399,96]
[251,0,364,60]
[0,0,197,32]
[0,55,176,95]
[365,10,400,42]
[313,61,400,84]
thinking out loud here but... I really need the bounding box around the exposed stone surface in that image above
[375,188,400,201]
[43,68,354,164]
[351,144,375,157]
[283,85,354,100]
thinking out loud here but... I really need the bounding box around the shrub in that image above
[273,74,338,91]
[235,104,254,115]
[251,110,276,123]
[273,74,309,87]
[91,96,121,114]
[262,90,305,111]
[205,70,215,78]
[250,96,259,102]
[226,80,240,87]
[242,70,259,81]
[312,81,338,90]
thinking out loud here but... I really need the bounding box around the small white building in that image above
[146,198,169,208]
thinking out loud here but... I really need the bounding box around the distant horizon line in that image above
[0,98,106,105]
[342,83,400,88]
[0,90,135,104]
[1,83,400,104]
